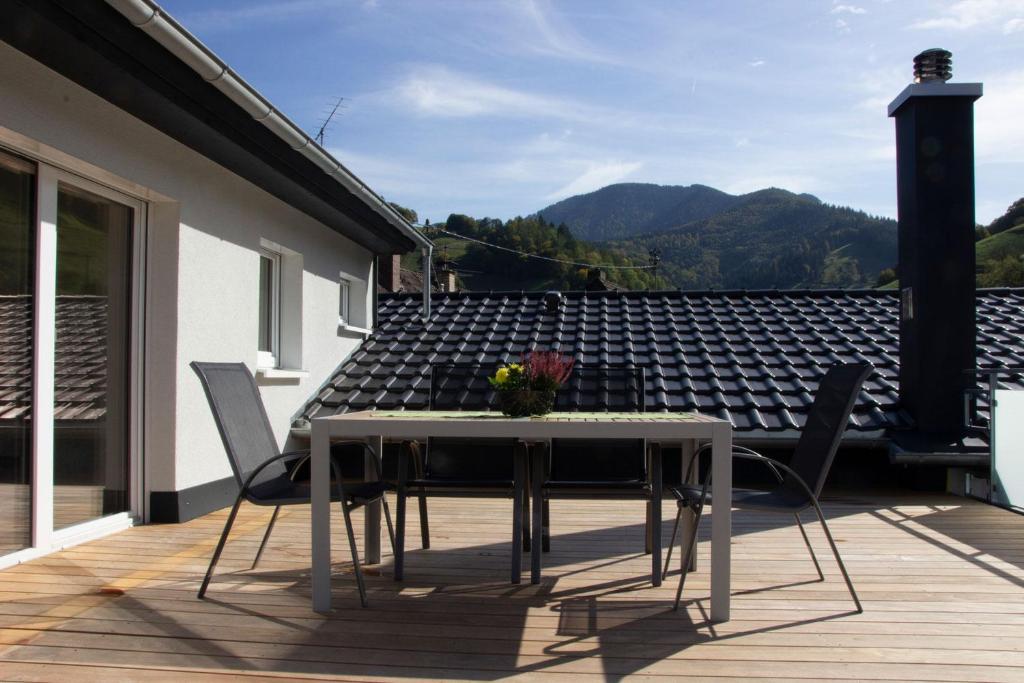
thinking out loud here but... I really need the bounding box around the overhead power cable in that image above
[432,228,655,270]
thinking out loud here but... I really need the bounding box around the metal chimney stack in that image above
[888,50,982,436]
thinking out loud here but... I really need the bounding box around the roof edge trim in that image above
[104,0,431,252]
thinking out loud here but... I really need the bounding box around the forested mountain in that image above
[543,184,897,289]
[538,183,739,241]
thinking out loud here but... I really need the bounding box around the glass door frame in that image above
[27,163,146,557]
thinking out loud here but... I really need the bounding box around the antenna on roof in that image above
[314,97,345,146]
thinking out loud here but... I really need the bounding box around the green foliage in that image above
[876,268,897,287]
[388,202,418,223]
[976,223,1024,287]
[978,254,1024,287]
[432,213,667,291]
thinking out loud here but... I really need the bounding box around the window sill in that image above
[256,367,309,383]
[338,322,372,336]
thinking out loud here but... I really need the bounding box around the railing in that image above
[964,368,1024,511]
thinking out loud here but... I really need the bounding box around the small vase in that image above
[499,389,556,417]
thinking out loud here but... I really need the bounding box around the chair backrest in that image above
[425,364,514,481]
[551,366,648,482]
[786,363,872,498]
[191,361,284,489]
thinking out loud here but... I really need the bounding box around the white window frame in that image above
[338,269,371,335]
[257,248,282,369]
[339,277,352,325]
[0,137,147,568]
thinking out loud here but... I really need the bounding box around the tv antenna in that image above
[314,97,345,146]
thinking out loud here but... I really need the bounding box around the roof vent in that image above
[914,48,952,83]
[543,291,563,314]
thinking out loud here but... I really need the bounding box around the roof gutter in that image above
[104,0,432,254]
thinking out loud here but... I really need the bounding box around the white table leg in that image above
[364,436,383,565]
[311,419,332,612]
[710,423,731,622]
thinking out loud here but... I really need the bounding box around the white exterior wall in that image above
[0,43,374,502]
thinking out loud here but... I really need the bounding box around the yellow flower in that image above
[495,367,510,384]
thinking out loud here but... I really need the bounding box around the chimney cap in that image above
[914,48,952,83]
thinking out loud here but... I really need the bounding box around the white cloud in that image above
[516,0,619,64]
[749,59,765,67]
[911,0,1024,33]
[835,18,851,34]
[832,4,867,14]
[176,0,343,32]
[393,66,541,118]
[544,161,643,200]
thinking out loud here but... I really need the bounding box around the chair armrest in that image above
[240,451,309,492]
[730,451,816,501]
[686,443,785,485]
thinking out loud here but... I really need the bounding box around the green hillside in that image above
[977,223,1024,287]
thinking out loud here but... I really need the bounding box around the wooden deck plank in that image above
[1,494,1024,680]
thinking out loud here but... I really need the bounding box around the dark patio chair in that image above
[394,364,530,577]
[664,362,871,612]
[191,361,395,607]
[539,366,650,551]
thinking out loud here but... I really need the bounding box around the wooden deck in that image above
[1,493,1023,681]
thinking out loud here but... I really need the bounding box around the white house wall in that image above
[0,42,374,506]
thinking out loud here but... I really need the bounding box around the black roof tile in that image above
[300,289,1024,439]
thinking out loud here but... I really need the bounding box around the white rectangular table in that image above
[311,410,733,622]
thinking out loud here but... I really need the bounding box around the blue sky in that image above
[162,0,1023,225]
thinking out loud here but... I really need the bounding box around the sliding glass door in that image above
[54,184,133,529]
[0,151,36,555]
[0,147,142,561]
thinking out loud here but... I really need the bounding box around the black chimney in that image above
[888,49,982,436]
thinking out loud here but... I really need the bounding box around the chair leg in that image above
[251,506,281,570]
[411,443,430,549]
[663,506,682,580]
[340,500,370,608]
[542,499,550,553]
[198,492,245,599]
[794,511,824,581]
[810,499,863,613]
[381,494,397,555]
[673,502,705,611]
[522,484,531,552]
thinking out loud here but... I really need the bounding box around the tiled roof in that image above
[301,289,1024,440]
[0,295,110,422]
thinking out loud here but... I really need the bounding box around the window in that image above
[257,249,281,368]
[337,269,370,334]
[339,277,351,325]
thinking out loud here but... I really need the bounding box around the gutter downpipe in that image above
[422,245,432,322]
[103,0,434,257]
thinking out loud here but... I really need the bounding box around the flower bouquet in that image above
[489,351,575,417]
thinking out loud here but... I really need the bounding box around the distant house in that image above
[0,0,430,564]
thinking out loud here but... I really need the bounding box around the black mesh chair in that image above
[191,362,394,607]
[394,364,530,580]
[665,363,871,612]
[539,366,650,551]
